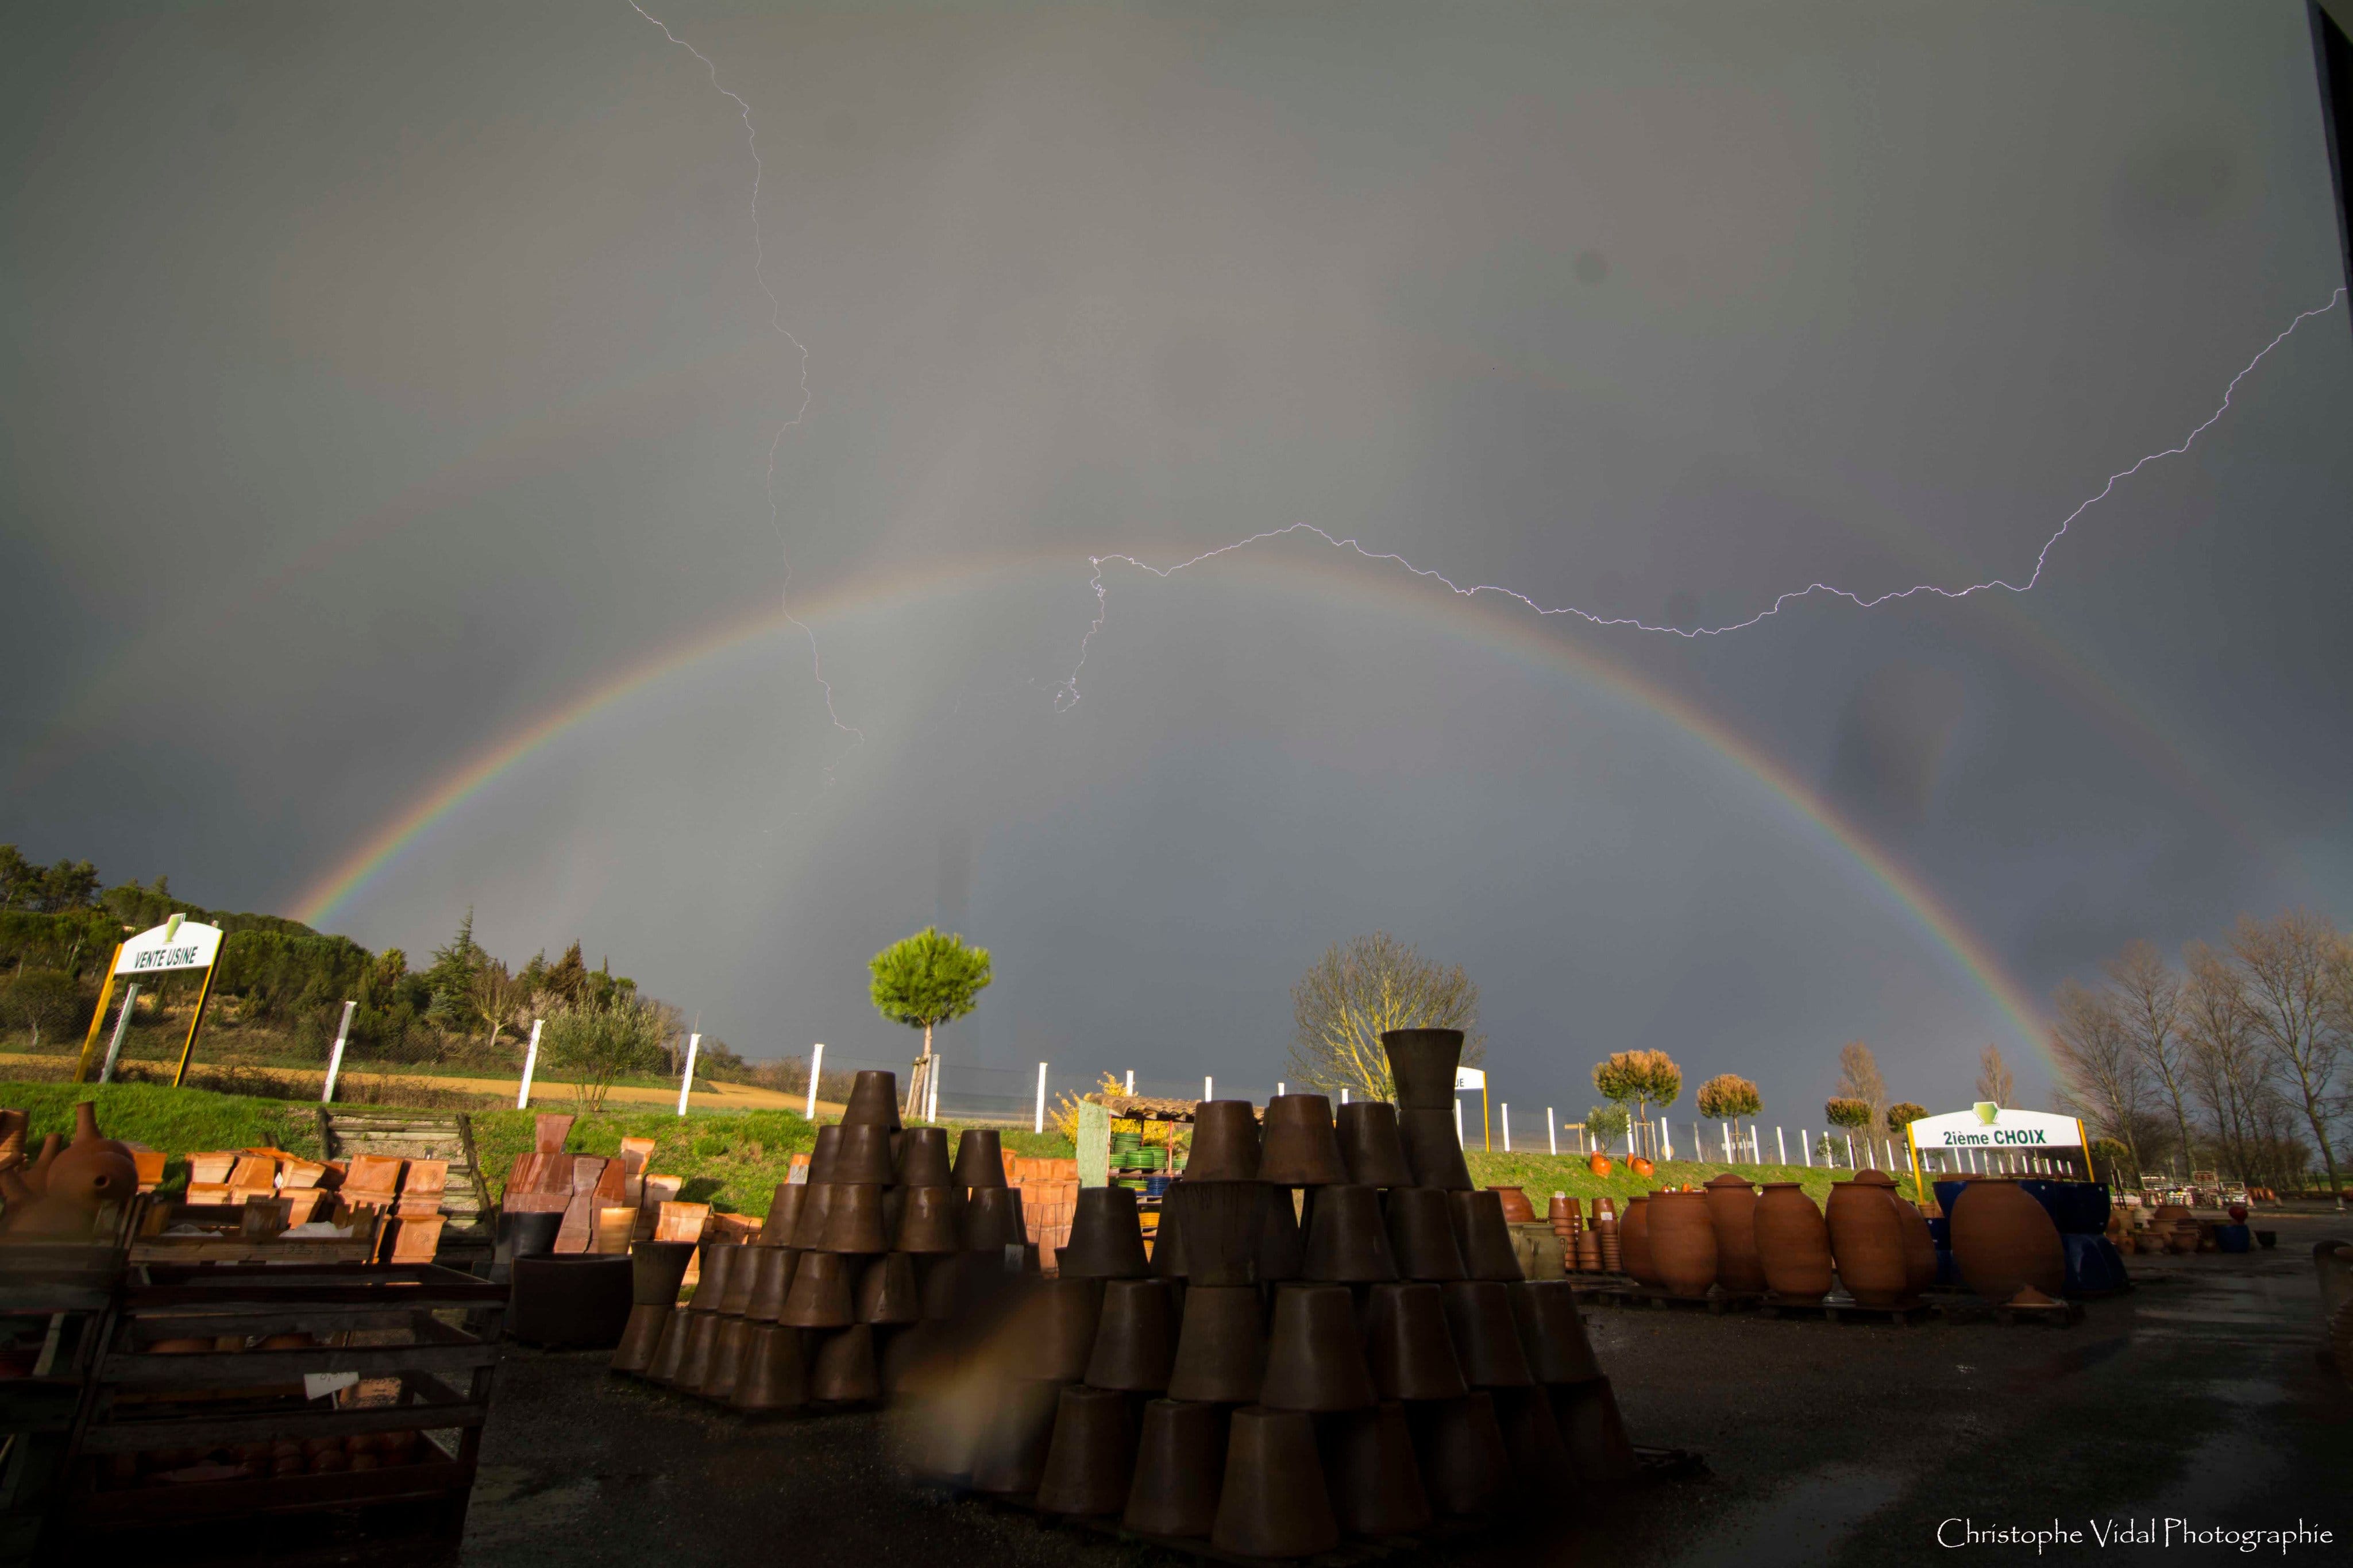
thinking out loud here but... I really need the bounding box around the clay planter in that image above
[780,1250,855,1327]
[1258,1284,1376,1412]
[894,1186,964,1254]
[1703,1175,1766,1294]
[1318,1400,1432,1538]
[831,1125,897,1186]
[1507,1280,1602,1384]
[856,1253,921,1324]
[952,1128,1007,1189]
[1440,1281,1534,1388]
[1334,1101,1414,1187]
[962,1185,1027,1251]
[809,1323,880,1402]
[1259,1095,1349,1185]
[733,1323,808,1412]
[1021,1277,1106,1381]
[645,1307,693,1384]
[1384,1187,1468,1281]
[972,1378,1066,1493]
[630,1239,698,1304]
[1546,1194,1579,1229]
[1549,1376,1639,1482]
[743,1245,797,1322]
[1380,1028,1465,1111]
[1185,1102,1264,1181]
[1036,1385,1142,1517]
[716,1242,761,1316]
[1059,1187,1151,1279]
[757,1185,807,1248]
[839,1069,904,1130]
[1446,1189,1525,1282]
[1754,1183,1834,1303]
[1394,1108,1474,1191]
[1300,1185,1398,1282]
[919,1254,967,1322]
[1894,1196,1937,1300]
[1405,1393,1510,1517]
[1487,1186,1537,1225]
[612,1306,670,1374]
[1492,1385,1576,1494]
[497,1209,565,1265]
[819,1184,891,1254]
[1172,1180,1267,1287]
[789,1184,839,1249]
[1950,1180,2066,1300]
[1212,1407,1341,1560]
[1151,1196,1189,1279]
[1166,1285,1267,1403]
[1629,1157,1655,1179]
[692,1243,744,1311]
[1086,1279,1178,1391]
[1257,1186,1305,1283]
[808,1125,844,1184]
[1587,1152,1613,1177]
[1621,1198,1657,1285]
[897,1126,954,1187]
[1359,1282,1468,1401]
[672,1311,722,1390]
[1124,1399,1230,1537]
[1826,1180,1914,1307]
[701,1316,753,1401]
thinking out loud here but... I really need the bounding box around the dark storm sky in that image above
[5,1,2348,1127]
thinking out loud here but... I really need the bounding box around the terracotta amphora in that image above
[1487,1186,1536,1225]
[1949,1179,2065,1300]
[1702,1175,1765,1294]
[1753,1183,1833,1303]
[1645,1190,1718,1298]
[1826,1179,1913,1307]
[1620,1197,1657,1285]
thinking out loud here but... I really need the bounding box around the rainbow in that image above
[289,549,2051,1055]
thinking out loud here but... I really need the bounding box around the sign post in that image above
[74,918,226,1088]
[321,1000,356,1103]
[805,1042,824,1120]
[677,1032,702,1117]
[1455,1067,1488,1152]
[517,1019,543,1109]
[71,943,125,1083]
[1905,1105,2095,1195]
[97,983,141,1084]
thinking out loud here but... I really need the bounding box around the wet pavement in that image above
[128,1211,2353,1567]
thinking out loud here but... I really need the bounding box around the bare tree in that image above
[2049,981,2147,1167]
[2183,941,2268,1185]
[466,961,525,1055]
[2108,941,2193,1176]
[1834,1041,1887,1132]
[2229,912,2346,1209]
[1974,1043,2016,1106]
[1288,933,1482,1103]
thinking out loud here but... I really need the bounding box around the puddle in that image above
[1668,1463,1908,1568]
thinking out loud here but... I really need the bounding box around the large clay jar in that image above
[1949,1180,2065,1300]
[1702,1175,1765,1294]
[1487,1187,1536,1225]
[1645,1191,1717,1299]
[1753,1184,1833,1303]
[1379,1029,1464,1111]
[1620,1197,1656,1285]
[1587,1152,1612,1178]
[1826,1179,1914,1307]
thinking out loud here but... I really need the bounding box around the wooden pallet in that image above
[315,1110,492,1245]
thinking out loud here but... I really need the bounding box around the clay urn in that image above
[1587,1151,1613,1177]
[1871,1184,1938,1300]
[1058,1186,1151,1279]
[1085,1279,1176,1391]
[1826,1178,1915,1307]
[1171,1180,1265,1287]
[72,1102,137,1165]
[808,1323,880,1402]
[1753,1183,1833,1303]
[1507,1280,1602,1384]
[893,1185,964,1254]
[888,1125,948,1187]
[1394,1107,1474,1191]
[838,1069,903,1130]
[1359,1281,1468,1400]
[1257,1283,1376,1412]
[1318,1401,1432,1538]
[1619,1196,1658,1285]
[951,1128,1007,1189]
[1379,1027,1465,1111]
[1333,1101,1414,1187]
[1446,1189,1526,1282]
[1036,1385,1141,1517]
[1702,1174,1766,1293]
[1487,1185,1537,1225]
[1124,1399,1229,1537]
[1950,1180,2066,1300]
[1629,1156,1655,1179]
[1166,1285,1267,1403]
[1406,1392,1511,1517]
[1299,1185,1398,1282]
[1210,1407,1341,1559]
[1383,1187,1467,1281]
[1439,1281,1534,1387]
[612,1306,671,1376]
[1259,1094,1348,1185]
[1184,1101,1263,1181]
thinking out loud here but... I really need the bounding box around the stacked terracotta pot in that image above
[618,1069,1009,1412]
[925,1029,1637,1557]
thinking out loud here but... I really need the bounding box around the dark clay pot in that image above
[1379,1029,1464,1111]
[1334,1101,1414,1187]
[511,1255,634,1348]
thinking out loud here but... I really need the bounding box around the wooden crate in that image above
[313,1111,493,1248]
[0,1239,128,1558]
[61,1262,507,1539]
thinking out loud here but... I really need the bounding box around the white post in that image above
[1777,1125,1787,1165]
[1803,1129,1812,1168]
[674,1032,701,1117]
[1341,1088,1350,1104]
[98,982,142,1085]
[1501,1104,1511,1153]
[1033,1062,1048,1134]
[1721,1121,1730,1161]
[927,1057,941,1124]
[321,999,356,1103]
[516,1018,543,1110]
[1277,1082,1286,1098]
[1547,1107,1557,1157]
[1663,1121,1673,1161]
[1125,1069,1135,1094]
[805,1042,825,1120]
[1844,1134,1855,1168]
[1204,1075,1213,1102]
[1454,1098,1464,1147]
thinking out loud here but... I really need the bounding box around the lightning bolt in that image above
[1054,287,2346,712]
[627,2,862,755]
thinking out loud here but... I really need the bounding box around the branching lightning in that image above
[1052,287,2346,713]
[627,2,862,754]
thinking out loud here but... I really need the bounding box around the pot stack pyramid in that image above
[923,1029,1636,1555]
[617,1069,1005,1413]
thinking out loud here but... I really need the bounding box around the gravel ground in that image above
[119,1209,2353,1568]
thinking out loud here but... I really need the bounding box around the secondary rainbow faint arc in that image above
[290,553,2051,1056]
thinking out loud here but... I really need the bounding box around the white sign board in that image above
[113,918,223,976]
[1907,1104,2084,1151]
[1453,1067,1486,1092]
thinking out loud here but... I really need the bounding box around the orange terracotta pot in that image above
[1487,1187,1536,1225]
[1645,1191,1716,1299]
[1950,1181,2065,1299]
[1702,1175,1765,1294]
[1752,1183,1832,1303]
[1826,1180,1914,1307]
[1619,1198,1655,1285]
[1628,1157,1654,1179]
[1586,1153,1613,1178]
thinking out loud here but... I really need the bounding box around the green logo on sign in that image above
[1973,1100,2000,1125]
